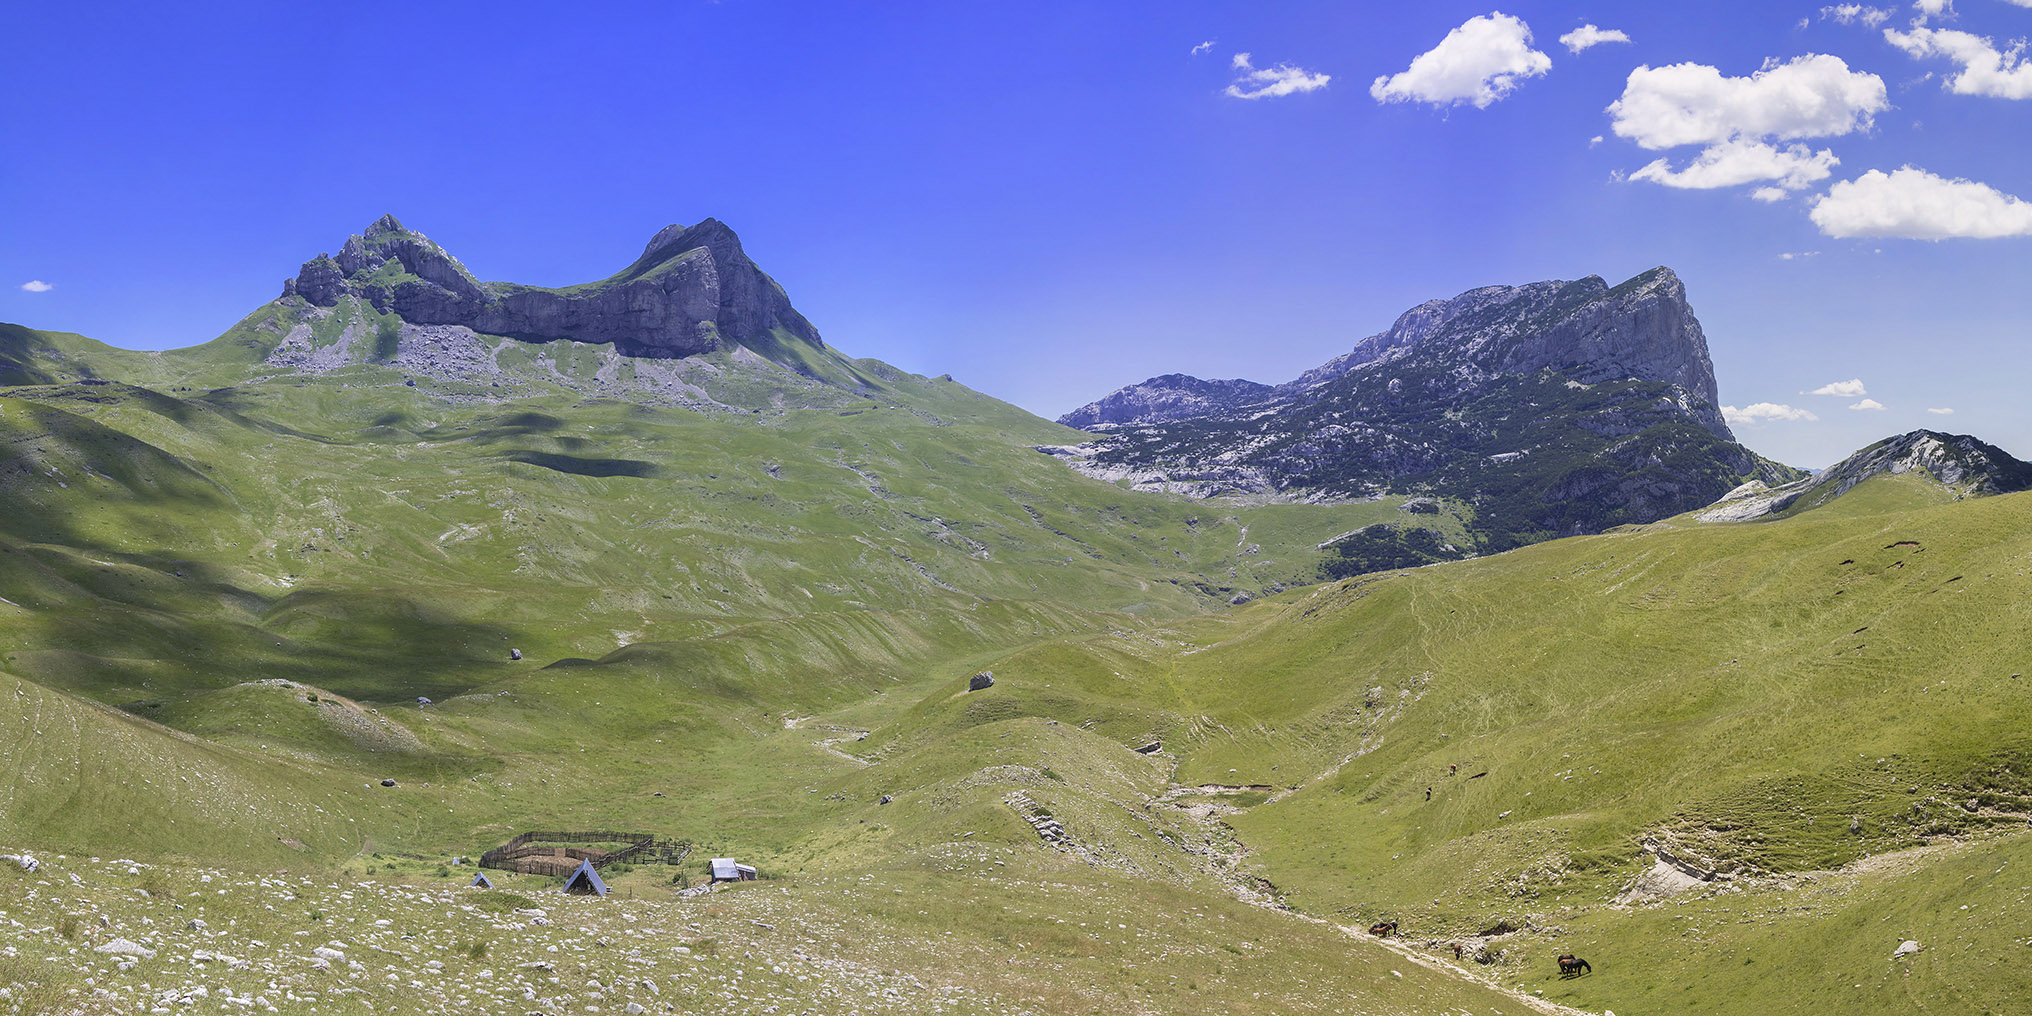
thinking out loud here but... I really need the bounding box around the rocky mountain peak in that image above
[1044,266,1783,552]
[1064,266,1726,438]
[1699,429,2032,522]
[281,216,821,358]
[1058,374,1276,429]
[364,213,407,238]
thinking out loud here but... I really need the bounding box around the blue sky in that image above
[2,1,2027,467]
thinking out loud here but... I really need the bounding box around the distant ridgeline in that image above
[286,214,821,358]
[1049,268,1804,553]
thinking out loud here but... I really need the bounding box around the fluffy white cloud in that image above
[1849,398,1888,410]
[1810,166,2032,238]
[1371,13,1553,109]
[1559,24,1631,54]
[1225,53,1331,99]
[1821,4,1895,25]
[1191,40,1215,56]
[1608,55,1889,150]
[1809,378,1868,396]
[1629,139,1839,192]
[19,280,52,293]
[1913,0,1954,15]
[1754,187,1791,202]
[1723,402,1821,424]
[1885,26,2032,99]
[1927,407,1955,414]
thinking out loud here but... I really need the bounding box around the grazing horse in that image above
[1369,920,1398,937]
[1453,942,1465,961]
[1557,954,1592,977]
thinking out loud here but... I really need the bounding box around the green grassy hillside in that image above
[3,313,2028,1015]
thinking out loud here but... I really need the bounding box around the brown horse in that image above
[1369,920,1398,937]
[1557,954,1591,977]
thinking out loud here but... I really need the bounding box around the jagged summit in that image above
[282,216,821,358]
[1062,266,1726,439]
[1698,430,2032,522]
[1057,374,1274,429]
[1044,266,1788,551]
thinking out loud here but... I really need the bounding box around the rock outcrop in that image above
[285,215,822,358]
[1061,268,1728,438]
[1697,430,2032,522]
[1059,374,1275,428]
[1050,268,1793,553]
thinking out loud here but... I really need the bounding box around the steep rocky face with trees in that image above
[1050,268,1798,552]
[286,214,822,357]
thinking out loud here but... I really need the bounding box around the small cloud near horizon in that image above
[1723,402,1820,425]
[1927,406,1956,414]
[1849,397,1888,410]
[1226,52,1331,99]
[1559,24,1631,54]
[19,280,53,293]
[1807,378,1867,397]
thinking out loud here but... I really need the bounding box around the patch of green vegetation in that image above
[1,314,2028,1015]
[1319,523,1469,578]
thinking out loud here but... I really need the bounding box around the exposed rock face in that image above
[1697,430,2032,522]
[1062,268,1727,437]
[286,214,822,358]
[1051,268,1792,552]
[1059,374,1274,428]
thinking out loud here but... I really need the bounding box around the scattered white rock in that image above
[94,938,156,959]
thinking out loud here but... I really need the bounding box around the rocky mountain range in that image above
[286,214,822,358]
[1697,429,2032,522]
[1047,268,1798,552]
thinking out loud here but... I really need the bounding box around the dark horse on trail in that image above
[1369,921,1398,937]
[1558,954,1592,977]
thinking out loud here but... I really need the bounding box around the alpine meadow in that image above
[5,4,2032,1016]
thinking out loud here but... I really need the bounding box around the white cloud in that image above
[1778,250,1822,259]
[1589,134,1604,146]
[1371,13,1553,109]
[1913,0,1954,16]
[1811,166,2032,238]
[1629,138,1839,192]
[1226,52,1332,99]
[19,280,53,293]
[1885,26,2032,99]
[1191,40,1215,56]
[1559,24,1631,54]
[1809,378,1868,396]
[1927,407,1955,414]
[1608,55,1889,150]
[1821,4,1896,25]
[1849,398,1888,410]
[1723,402,1821,424]
[1753,186,1791,201]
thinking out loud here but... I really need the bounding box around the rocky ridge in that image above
[1696,430,2032,522]
[285,214,822,358]
[1049,268,1794,552]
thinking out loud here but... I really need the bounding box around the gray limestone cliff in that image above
[1058,374,1274,429]
[285,215,821,358]
[1062,267,1728,440]
[1046,267,1793,552]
